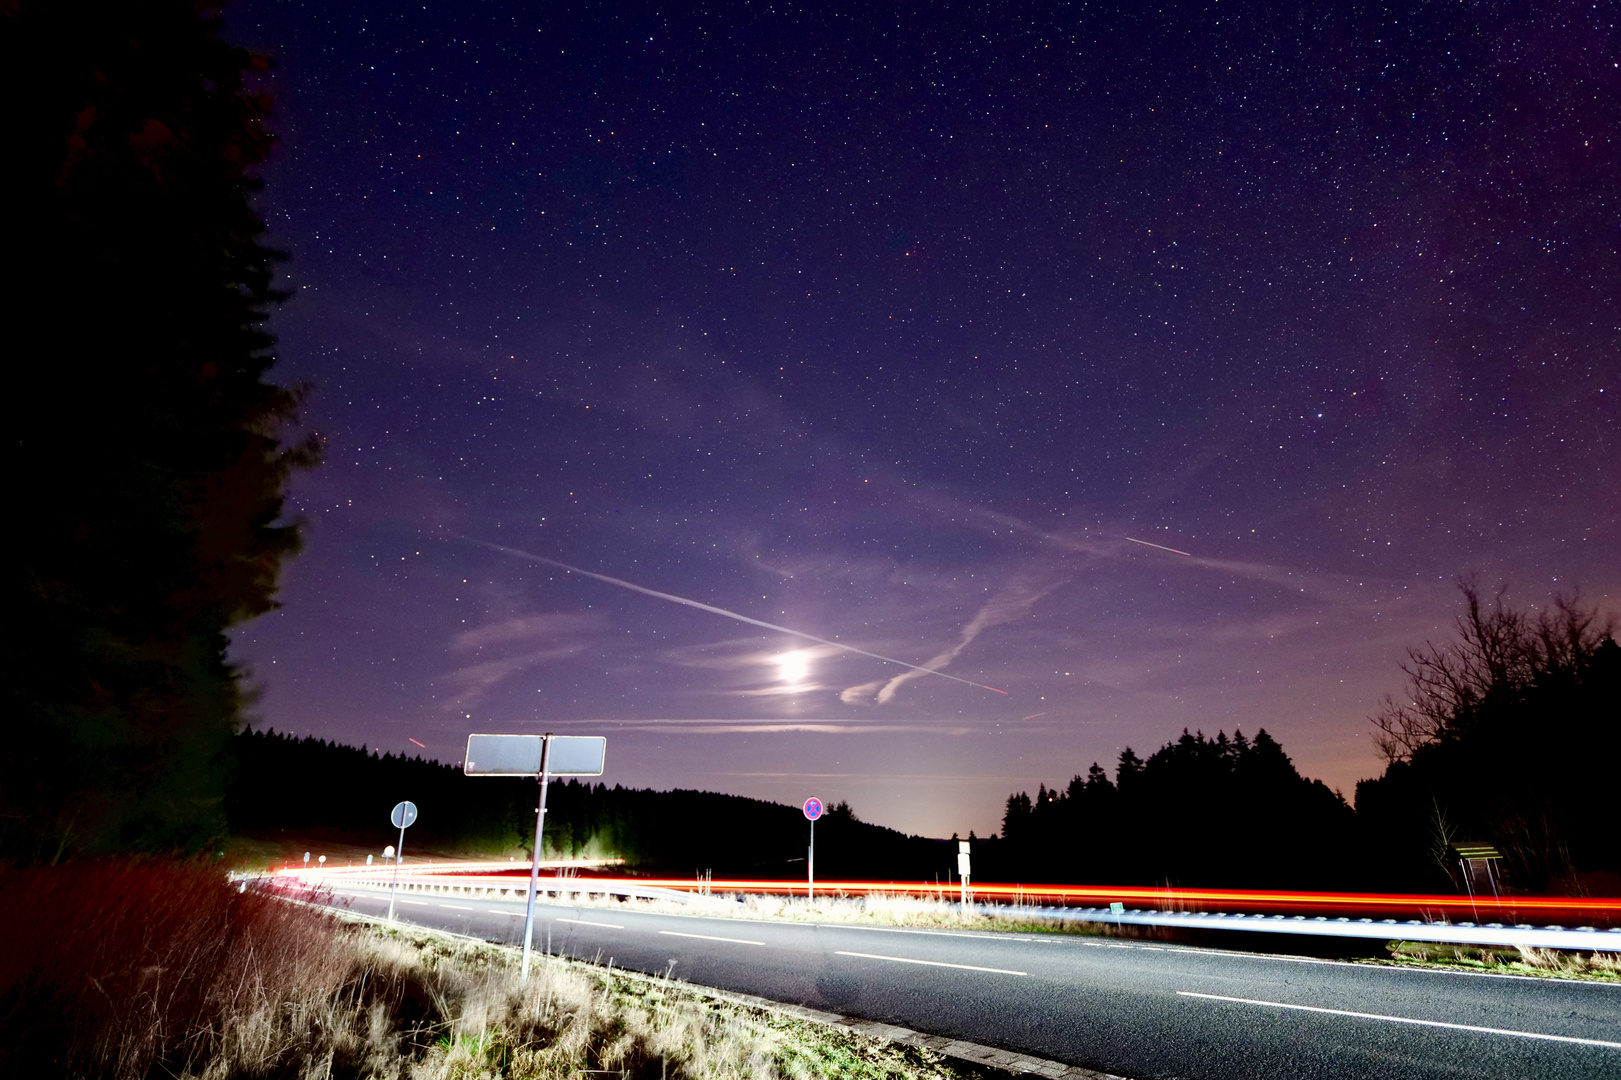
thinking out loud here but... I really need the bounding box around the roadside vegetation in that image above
[0,859,990,1079]
[1378,940,1621,982]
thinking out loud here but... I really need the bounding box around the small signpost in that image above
[803,797,823,902]
[957,840,972,909]
[466,733,607,980]
[1453,841,1503,918]
[387,800,418,921]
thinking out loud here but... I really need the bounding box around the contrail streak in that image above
[1124,535,1193,557]
[460,538,1009,695]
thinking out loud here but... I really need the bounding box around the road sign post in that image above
[387,800,418,921]
[465,732,606,980]
[803,797,823,902]
[957,840,971,909]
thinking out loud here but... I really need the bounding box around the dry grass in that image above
[0,859,979,1079]
[570,889,1120,940]
[1381,939,1621,981]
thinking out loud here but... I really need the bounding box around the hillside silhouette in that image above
[227,729,950,880]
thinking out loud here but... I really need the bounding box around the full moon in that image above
[775,650,811,684]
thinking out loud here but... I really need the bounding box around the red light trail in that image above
[279,863,1621,922]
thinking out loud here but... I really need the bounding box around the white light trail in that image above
[1123,536,1193,556]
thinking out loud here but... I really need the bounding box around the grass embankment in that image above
[0,860,985,1079]
[1377,940,1621,982]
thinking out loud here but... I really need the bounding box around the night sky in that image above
[226,0,1619,838]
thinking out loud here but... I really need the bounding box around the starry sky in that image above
[226,0,1619,838]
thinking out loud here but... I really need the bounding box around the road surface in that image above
[315,884,1621,1079]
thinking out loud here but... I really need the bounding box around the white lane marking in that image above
[660,930,765,945]
[439,904,474,911]
[1177,991,1621,1050]
[398,899,432,907]
[836,951,1026,976]
[558,918,625,929]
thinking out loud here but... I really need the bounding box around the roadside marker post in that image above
[465,733,607,980]
[387,800,418,921]
[957,840,972,910]
[803,797,823,902]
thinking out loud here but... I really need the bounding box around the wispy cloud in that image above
[451,611,604,652]
[842,574,1065,704]
[437,610,605,710]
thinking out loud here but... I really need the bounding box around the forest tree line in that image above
[227,728,953,880]
[993,584,1619,894]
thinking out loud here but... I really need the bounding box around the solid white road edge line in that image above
[558,918,625,929]
[1176,991,1621,1050]
[836,951,1027,976]
[660,930,765,945]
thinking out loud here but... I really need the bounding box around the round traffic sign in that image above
[803,797,823,821]
[391,800,418,829]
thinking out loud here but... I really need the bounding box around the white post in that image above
[808,816,815,902]
[958,840,971,911]
[520,734,553,981]
[387,824,406,920]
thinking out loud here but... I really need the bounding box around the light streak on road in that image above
[287,865,1621,919]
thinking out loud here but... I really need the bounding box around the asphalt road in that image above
[319,885,1621,1080]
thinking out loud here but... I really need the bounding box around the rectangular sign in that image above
[464,734,606,777]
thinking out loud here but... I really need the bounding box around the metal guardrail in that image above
[1010,904,1621,952]
[270,873,704,906]
[244,870,1621,951]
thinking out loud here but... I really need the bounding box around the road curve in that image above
[313,884,1621,1080]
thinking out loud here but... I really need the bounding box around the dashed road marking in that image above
[835,951,1026,976]
[558,918,625,929]
[660,930,765,945]
[1177,991,1621,1050]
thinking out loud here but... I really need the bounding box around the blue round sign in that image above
[803,797,824,821]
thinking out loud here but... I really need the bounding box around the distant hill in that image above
[226,729,953,880]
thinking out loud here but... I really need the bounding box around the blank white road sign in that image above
[464,734,606,777]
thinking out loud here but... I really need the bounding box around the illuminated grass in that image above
[0,859,995,1078]
[533,888,1130,939]
[1376,940,1621,982]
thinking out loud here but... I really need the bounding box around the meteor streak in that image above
[1123,535,1193,557]
[461,538,1009,696]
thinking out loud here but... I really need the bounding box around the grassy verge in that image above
[567,889,1128,939]
[1374,940,1621,982]
[0,859,994,1078]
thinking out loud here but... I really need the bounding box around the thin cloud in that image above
[438,610,606,710]
[843,574,1065,705]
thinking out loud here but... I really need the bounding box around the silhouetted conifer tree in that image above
[1357,581,1620,891]
[994,729,1355,888]
[2,1,315,859]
